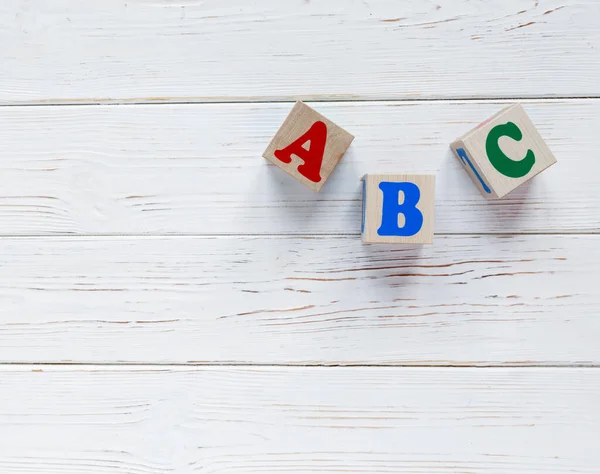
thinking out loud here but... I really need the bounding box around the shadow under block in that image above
[450,103,557,199]
[361,174,435,244]
[263,101,355,192]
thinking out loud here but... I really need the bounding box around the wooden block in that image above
[361,174,435,244]
[450,103,557,199]
[263,101,354,192]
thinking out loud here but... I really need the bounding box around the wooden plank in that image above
[0,366,598,473]
[0,99,597,235]
[0,235,597,365]
[1,0,598,104]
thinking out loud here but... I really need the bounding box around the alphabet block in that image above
[263,101,354,192]
[450,103,557,199]
[361,174,435,244]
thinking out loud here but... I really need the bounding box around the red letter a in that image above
[274,121,327,183]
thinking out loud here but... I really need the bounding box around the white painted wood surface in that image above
[0,99,597,235]
[0,235,597,365]
[0,366,598,474]
[1,0,599,103]
[1,0,599,472]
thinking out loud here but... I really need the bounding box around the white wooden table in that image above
[0,1,599,472]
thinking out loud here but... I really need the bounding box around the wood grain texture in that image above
[1,1,597,467]
[0,99,596,235]
[0,235,597,365]
[0,0,599,104]
[0,366,598,473]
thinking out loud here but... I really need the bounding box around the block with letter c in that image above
[450,103,556,199]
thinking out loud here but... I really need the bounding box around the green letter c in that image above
[485,122,535,178]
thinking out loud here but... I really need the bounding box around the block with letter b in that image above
[263,101,354,192]
[450,103,557,199]
[361,174,435,244]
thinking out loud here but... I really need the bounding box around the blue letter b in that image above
[377,182,423,237]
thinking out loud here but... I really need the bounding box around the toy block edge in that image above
[450,140,500,200]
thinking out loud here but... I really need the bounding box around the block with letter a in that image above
[361,174,435,244]
[450,103,557,199]
[263,101,354,192]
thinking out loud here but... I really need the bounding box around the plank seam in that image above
[0,96,600,107]
[0,362,597,368]
[0,232,596,239]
